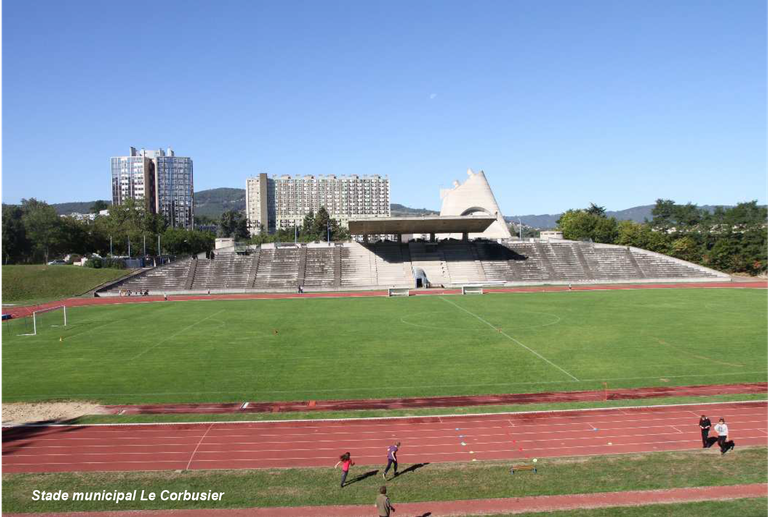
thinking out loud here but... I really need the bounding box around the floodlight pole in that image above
[109,236,113,256]
[128,238,131,257]
[519,218,523,240]
[143,235,146,256]
[158,235,161,256]
[294,225,298,245]
[327,220,330,243]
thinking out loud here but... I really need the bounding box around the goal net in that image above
[462,285,484,295]
[18,306,68,336]
[388,287,410,297]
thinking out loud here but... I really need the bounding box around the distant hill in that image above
[390,203,439,217]
[507,205,735,229]
[51,200,111,215]
[45,192,740,228]
[194,188,246,218]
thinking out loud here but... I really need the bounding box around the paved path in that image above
[4,401,766,474]
[6,483,767,516]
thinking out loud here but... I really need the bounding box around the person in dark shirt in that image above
[383,441,401,480]
[699,415,712,448]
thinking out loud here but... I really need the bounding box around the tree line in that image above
[2,199,215,264]
[555,200,767,275]
[215,206,350,244]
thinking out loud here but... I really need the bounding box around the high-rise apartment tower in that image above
[246,174,390,235]
[111,147,194,229]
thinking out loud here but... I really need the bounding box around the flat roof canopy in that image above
[348,216,496,235]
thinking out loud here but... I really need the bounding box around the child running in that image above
[383,441,401,480]
[334,452,355,487]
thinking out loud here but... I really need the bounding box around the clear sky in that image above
[2,0,766,215]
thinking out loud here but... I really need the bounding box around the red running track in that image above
[4,280,765,319]
[3,401,767,474]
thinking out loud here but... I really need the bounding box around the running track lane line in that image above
[4,484,767,517]
[440,296,580,381]
[186,423,214,470]
[4,402,766,474]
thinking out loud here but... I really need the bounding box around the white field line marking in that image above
[4,401,765,429]
[185,423,214,470]
[671,425,684,434]
[439,297,579,381]
[7,372,766,399]
[241,402,249,410]
[130,310,225,360]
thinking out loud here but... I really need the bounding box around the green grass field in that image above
[2,288,766,404]
[1,265,128,305]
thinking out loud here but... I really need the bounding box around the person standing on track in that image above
[383,441,400,480]
[714,418,735,455]
[375,486,396,516]
[334,452,354,487]
[699,415,712,448]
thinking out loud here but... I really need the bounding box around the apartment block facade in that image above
[111,147,194,229]
[246,173,390,235]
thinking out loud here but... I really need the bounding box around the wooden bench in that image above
[510,464,537,475]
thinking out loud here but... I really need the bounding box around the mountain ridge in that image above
[42,188,739,228]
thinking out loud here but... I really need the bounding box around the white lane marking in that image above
[130,310,225,360]
[185,423,213,470]
[439,297,579,381]
[671,425,684,434]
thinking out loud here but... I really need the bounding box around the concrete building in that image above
[111,147,194,228]
[246,173,390,235]
[439,169,512,240]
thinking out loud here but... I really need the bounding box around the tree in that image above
[1,204,30,264]
[557,209,618,244]
[313,207,331,240]
[650,199,677,228]
[218,210,249,239]
[302,210,316,237]
[90,200,110,214]
[21,198,63,263]
[586,203,607,218]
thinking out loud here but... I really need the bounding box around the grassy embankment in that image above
[3,448,765,513]
[1,265,128,306]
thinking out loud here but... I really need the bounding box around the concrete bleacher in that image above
[104,258,194,293]
[371,242,412,287]
[408,242,451,287]
[304,246,338,288]
[341,242,376,287]
[97,239,727,296]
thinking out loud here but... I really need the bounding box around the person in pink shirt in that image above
[334,452,355,488]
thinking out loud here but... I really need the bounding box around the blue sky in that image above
[3,0,766,215]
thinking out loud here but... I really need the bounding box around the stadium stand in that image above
[98,240,728,295]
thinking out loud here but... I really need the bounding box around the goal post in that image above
[19,306,68,336]
[462,285,484,295]
[387,287,410,297]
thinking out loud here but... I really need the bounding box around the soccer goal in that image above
[18,306,68,336]
[462,285,484,295]
[388,287,410,297]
